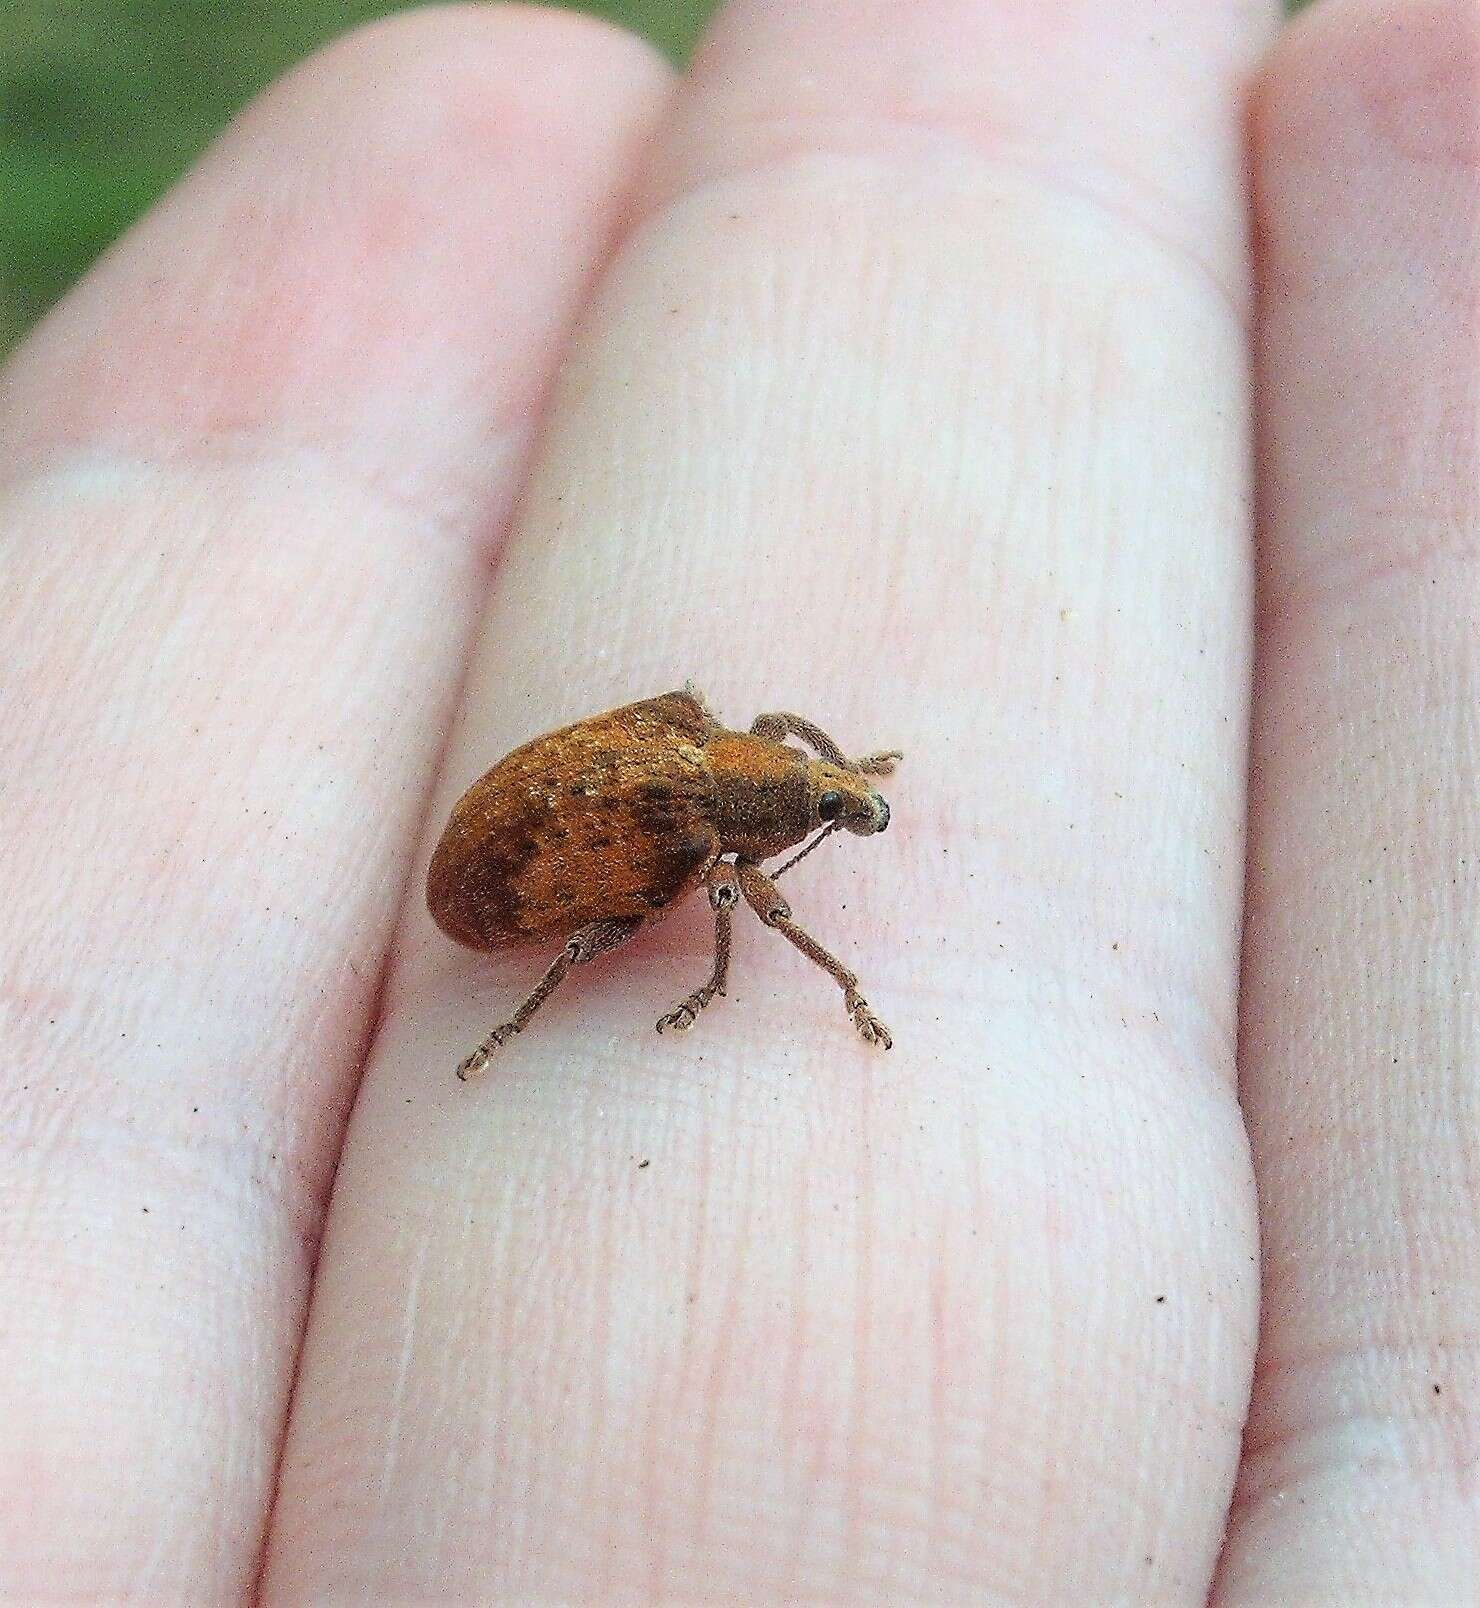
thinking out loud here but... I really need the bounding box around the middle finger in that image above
[266,1,1276,1600]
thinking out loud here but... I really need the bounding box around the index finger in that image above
[0,11,669,1598]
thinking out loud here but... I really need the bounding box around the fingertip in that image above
[2,2,674,491]
[268,2,674,147]
[643,0,1277,305]
[1254,0,1479,188]
[1251,0,1477,615]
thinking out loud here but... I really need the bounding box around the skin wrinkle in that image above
[777,1162,815,1573]
[0,432,533,564]
[583,1145,623,1601]
[841,1069,876,1591]
[1238,1346,1480,1475]
[926,1216,949,1558]
[373,1233,428,1511]
[660,1104,714,1595]
[695,1118,755,1566]
[655,129,1251,326]
[1258,513,1480,634]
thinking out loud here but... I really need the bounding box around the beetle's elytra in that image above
[427,687,901,1080]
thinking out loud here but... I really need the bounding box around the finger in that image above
[0,9,669,1600]
[266,1,1274,1600]
[1214,2,1479,1600]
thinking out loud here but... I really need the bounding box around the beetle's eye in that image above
[817,790,844,822]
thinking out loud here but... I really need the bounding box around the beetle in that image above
[427,687,900,1079]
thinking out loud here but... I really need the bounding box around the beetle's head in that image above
[808,759,890,837]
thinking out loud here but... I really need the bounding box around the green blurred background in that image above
[1,0,1309,356]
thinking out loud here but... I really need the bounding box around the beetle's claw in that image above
[656,1003,697,1034]
[456,1023,518,1079]
[846,990,893,1050]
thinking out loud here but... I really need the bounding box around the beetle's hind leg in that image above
[457,917,640,1080]
[735,860,892,1049]
[657,862,741,1035]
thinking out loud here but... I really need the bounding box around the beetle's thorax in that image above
[706,730,812,861]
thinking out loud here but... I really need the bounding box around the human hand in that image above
[1,1,1473,1601]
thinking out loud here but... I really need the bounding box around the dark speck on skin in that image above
[638,1159,650,1170]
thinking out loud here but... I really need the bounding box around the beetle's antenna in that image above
[772,822,839,880]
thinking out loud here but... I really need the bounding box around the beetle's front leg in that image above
[749,711,901,777]
[734,860,892,1049]
[656,862,741,1035]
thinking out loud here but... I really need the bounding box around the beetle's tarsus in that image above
[457,1023,519,1080]
[846,988,892,1050]
[656,1001,699,1033]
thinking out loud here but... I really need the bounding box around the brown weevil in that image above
[427,687,900,1079]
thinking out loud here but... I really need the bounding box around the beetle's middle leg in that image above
[457,916,640,1080]
[734,860,892,1049]
[656,861,741,1034]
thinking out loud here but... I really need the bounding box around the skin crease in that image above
[0,3,1470,1607]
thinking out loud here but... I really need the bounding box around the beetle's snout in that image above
[871,793,890,833]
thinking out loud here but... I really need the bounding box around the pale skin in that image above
[0,0,1473,1602]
